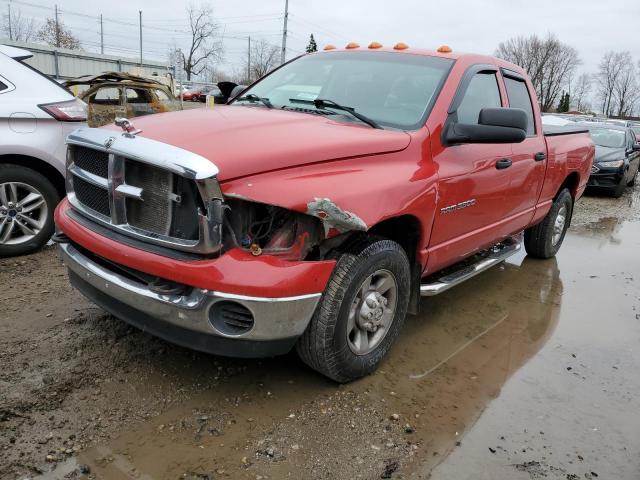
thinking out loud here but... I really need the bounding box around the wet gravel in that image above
[1,186,639,479]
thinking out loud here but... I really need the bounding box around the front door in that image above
[429,69,513,272]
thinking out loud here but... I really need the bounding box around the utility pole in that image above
[247,36,251,83]
[138,10,143,67]
[280,0,288,64]
[100,14,104,54]
[7,2,12,41]
[54,4,60,48]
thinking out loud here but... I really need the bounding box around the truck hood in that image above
[595,145,625,163]
[114,106,411,181]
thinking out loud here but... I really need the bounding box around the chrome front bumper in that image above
[58,242,322,357]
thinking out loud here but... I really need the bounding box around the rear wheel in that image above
[0,164,60,257]
[612,174,627,198]
[524,188,573,259]
[627,167,638,187]
[296,238,411,382]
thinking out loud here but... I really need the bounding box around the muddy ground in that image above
[1,186,639,480]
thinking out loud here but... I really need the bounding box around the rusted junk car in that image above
[64,72,182,127]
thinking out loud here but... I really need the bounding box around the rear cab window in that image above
[503,74,536,135]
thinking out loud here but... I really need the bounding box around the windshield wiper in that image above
[289,98,382,129]
[235,94,273,109]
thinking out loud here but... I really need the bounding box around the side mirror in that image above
[229,85,246,101]
[633,143,640,152]
[443,107,528,145]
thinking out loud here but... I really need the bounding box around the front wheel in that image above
[296,238,411,382]
[524,188,573,259]
[0,164,60,257]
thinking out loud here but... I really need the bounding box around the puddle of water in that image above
[429,220,640,479]
[35,217,640,480]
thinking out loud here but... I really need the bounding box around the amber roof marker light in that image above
[393,42,409,50]
[323,44,336,51]
[437,45,453,53]
[345,42,360,49]
[368,41,383,49]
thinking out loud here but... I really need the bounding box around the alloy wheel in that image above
[0,182,48,246]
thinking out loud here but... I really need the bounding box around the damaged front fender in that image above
[306,197,367,236]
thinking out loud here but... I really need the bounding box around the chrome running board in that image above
[420,236,522,297]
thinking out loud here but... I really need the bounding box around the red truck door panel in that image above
[429,70,512,271]
[500,71,546,231]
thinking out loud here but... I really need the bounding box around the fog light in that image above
[209,301,255,336]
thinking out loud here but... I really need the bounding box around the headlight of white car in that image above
[598,160,624,168]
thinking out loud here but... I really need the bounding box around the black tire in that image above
[296,238,411,383]
[627,167,638,187]
[0,164,60,257]
[524,188,573,259]
[612,174,627,198]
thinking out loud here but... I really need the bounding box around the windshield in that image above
[589,128,626,148]
[236,51,454,130]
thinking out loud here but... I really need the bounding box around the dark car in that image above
[579,122,640,197]
[199,85,226,103]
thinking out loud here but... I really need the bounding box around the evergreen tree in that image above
[557,91,570,112]
[306,34,318,53]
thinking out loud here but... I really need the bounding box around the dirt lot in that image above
[1,186,639,480]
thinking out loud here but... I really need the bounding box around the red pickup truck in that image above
[55,45,594,382]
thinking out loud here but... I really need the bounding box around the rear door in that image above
[502,69,546,227]
[429,66,513,270]
[626,129,640,178]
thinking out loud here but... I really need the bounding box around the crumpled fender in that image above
[220,140,439,258]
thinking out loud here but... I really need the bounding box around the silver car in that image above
[0,45,87,256]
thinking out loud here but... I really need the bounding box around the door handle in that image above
[495,158,512,170]
[534,152,546,161]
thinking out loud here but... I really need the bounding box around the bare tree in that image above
[612,53,639,117]
[495,33,581,112]
[594,51,629,116]
[1,7,37,42]
[36,17,80,49]
[249,40,279,82]
[181,4,223,81]
[570,73,592,112]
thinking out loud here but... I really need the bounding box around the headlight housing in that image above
[597,160,624,168]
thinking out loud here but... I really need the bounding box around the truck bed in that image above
[543,125,590,136]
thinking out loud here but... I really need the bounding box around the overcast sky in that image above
[5,0,640,78]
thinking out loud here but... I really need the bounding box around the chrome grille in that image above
[73,176,110,217]
[125,159,173,236]
[73,146,109,178]
[65,127,223,255]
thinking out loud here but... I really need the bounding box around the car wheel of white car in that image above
[0,164,60,257]
[296,237,411,383]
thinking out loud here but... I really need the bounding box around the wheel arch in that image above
[557,171,580,200]
[367,214,423,315]
[0,154,66,199]
[367,214,422,265]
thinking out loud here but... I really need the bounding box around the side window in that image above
[0,79,7,92]
[153,88,171,102]
[92,87,121,105]
[125,88,152,103]
[504,76,536,135]
[457,72,502,124]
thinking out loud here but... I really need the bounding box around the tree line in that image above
[496,33,640,117]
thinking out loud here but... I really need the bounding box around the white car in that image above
[0,45,87,256]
